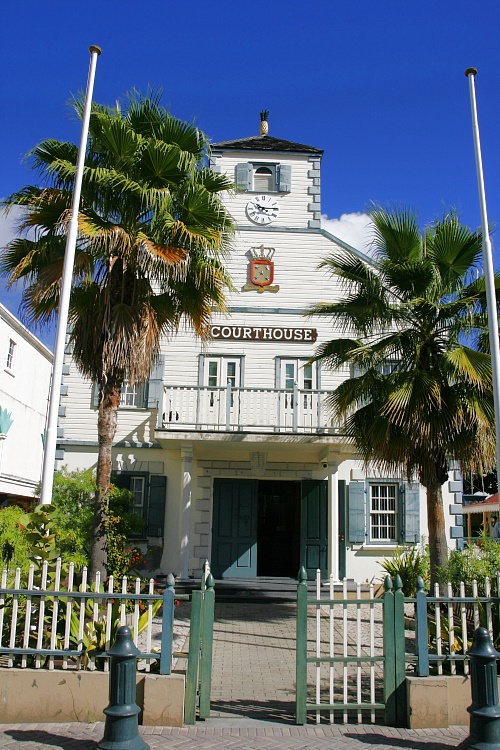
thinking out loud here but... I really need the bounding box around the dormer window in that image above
[236,162,291,193]
[254,166,274,192]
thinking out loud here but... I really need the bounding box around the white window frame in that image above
[6,339,16,372]
[129,475,146,515]
[119,381,147,408]
[201,355,244,388]
[252,162,277,193]
[201,355,243,409]
[369,483,398,542]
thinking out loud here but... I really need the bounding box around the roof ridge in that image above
[211,134,323,155]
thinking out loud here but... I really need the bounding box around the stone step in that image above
[155,575,374,602]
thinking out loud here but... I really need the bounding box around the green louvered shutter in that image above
[348,481,366,543]
[147,475,166,537]
[278,164,291,192]
[111,472,131,492]
[403,482,420,543]
[235,163,252,191]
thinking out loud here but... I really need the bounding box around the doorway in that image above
[211,478,331,579]
[257,480,301,576]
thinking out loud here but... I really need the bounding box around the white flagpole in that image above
[40,45,102,505]
[465,67,500,513]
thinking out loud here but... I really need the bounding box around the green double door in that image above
[211,478,346,580]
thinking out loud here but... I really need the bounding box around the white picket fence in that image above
[0,558,163,672]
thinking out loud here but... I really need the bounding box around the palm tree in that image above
[309,207,495,583]
[1,91,234,575]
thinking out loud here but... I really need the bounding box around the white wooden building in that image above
[0,303,52,506]
[56,126,463,582]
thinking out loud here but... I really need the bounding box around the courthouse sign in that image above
[211,325,318,342]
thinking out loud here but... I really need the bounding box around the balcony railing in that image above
[160,383,339,434]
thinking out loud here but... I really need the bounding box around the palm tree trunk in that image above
[426,483,448,588]
[89,375,122,577]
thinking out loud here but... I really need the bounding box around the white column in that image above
[180,445,193,580]
[327,459,340,581]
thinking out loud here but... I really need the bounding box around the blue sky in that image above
[1,0,500,348]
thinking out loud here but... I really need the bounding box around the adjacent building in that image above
[56,123,463,581]
[0,303,52,506]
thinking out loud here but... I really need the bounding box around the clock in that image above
[246,195,280,225]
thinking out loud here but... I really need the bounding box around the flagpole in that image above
[40,45,102,505]
[465,67,500,513]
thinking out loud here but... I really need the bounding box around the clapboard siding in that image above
[60,365,157,444]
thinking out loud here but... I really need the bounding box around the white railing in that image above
[162,384,339,433]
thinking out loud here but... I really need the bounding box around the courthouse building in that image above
[55,123,463,581]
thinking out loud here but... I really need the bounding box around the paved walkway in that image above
[209,600,297,721]
[0,721,470,749]
[0,599,471,748]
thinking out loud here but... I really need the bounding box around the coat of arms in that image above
[243,246,280,293]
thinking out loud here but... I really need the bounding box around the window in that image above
[370,483,397,541]
[380,360,399,375]
[111,471,167,538]
[93,380,148,409]
[235,162,291,193]
[6,339,16,371]
[254,166,275,191]
[348,479,420,545]
[130,476,146,515]
[120,381,147,408]
[203,356,242,408]
[278,359,316,410]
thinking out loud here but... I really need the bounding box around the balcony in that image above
[160,383,340,434]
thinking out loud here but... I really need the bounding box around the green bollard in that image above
[97,626,149,750]
[467,627,500,750]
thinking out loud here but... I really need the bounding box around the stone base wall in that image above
[407,674,480,728]
[0,669,185,727]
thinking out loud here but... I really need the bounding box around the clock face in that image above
[246,195,280,225]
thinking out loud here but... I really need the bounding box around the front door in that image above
[301,480,328,579]
[211,479,258,578]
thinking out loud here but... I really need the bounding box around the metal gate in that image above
[296,569,406,726]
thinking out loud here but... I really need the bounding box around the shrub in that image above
[438,537,500,595]
[0,468,145,580]
[0,505,31,579]
[380,543,430,595]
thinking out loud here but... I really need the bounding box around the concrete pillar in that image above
[180,445,193,580]
[327,459,339,581]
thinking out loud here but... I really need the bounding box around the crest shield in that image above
[250,258,274,287]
